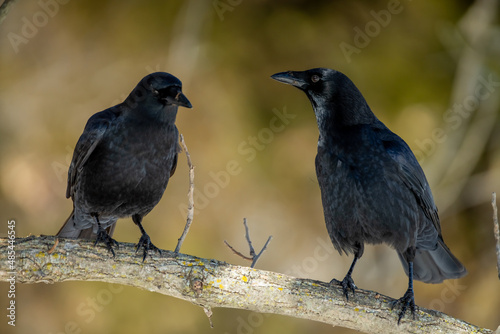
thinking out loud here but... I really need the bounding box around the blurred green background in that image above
[1,0,499,333]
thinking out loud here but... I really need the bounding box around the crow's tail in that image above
[398,239,467,284]
[57,208,116,239]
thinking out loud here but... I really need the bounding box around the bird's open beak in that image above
[271,71,307,89]
[166,90,192,109]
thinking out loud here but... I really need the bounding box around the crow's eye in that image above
[311,74,320,83]
[157,87,178,99]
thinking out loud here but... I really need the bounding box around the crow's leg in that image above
[133,214,161,262]
[331,243,363,300]
[391,247,417,324]
[91,213,119,257]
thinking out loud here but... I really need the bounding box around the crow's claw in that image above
[391,288,416,324]
[94,228,119,257]
[136,233,161,262]
[330,275,357,301]
[339,275,357,300]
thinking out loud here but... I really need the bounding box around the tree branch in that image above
[0,236,493,334]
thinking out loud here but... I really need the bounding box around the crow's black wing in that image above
[169,128,181,178]
[66,108,120,199]
[374,123,442,237]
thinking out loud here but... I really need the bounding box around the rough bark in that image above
[0,236,494,334]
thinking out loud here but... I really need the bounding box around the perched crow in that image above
[58,72,192,261]
[271,68,467,323]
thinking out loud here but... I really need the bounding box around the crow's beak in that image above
[271,71,308,89]
[166,89,192,108]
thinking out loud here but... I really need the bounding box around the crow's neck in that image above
[124,103,178,125]
[314,101,375,148]
[152,105,178,124]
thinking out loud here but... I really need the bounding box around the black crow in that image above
[271,68,467,323]
[58,72,192,261]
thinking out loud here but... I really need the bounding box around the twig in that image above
[47,238,59,254]
[492,192,500,279]
[244,218,256,257]
[0,236,494,334]
[203,306,213,328]
[223,240,252,261]
[174,134,195,254]
[0,0,18,25]
[251,235,272,268]
[224,218,272,268]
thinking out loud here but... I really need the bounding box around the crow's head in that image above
[128,72,192,110]
[271,68,374,126]
[271,68,350,108]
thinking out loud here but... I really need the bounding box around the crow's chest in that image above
[82,122,177,192]
[316,137,389,188]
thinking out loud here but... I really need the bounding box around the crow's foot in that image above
[391,288,416,324]
[136,233,162,262]
[330,275,357,300]
[94,228,119,257]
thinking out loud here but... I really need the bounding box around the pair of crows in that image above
[57,69,467,323]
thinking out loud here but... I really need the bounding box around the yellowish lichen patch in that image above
[147,277,153,281]
[51,253,59,259]
[241,276,248,282]
[354,308,360,312]
[311,283,319,287]
[219,284,224,289]
[187,263,193,267]
[36,252,45,258]
[278,287,283,291]
[46,263,52,270]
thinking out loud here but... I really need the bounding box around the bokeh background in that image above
[1,0,500,333]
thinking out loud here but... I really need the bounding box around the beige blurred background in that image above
[1,0,499,333]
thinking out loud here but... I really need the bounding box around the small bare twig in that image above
[48,238,59,254]
[224,218,272,268]
[203,306,213,328]
[251,235,272,268]
[492,192,500,279]
[0,0,18,25]
[224,240,252,261]
[174,134,195,254]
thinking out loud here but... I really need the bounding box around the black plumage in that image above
[271,68,466,322]
[58,72,192,260]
